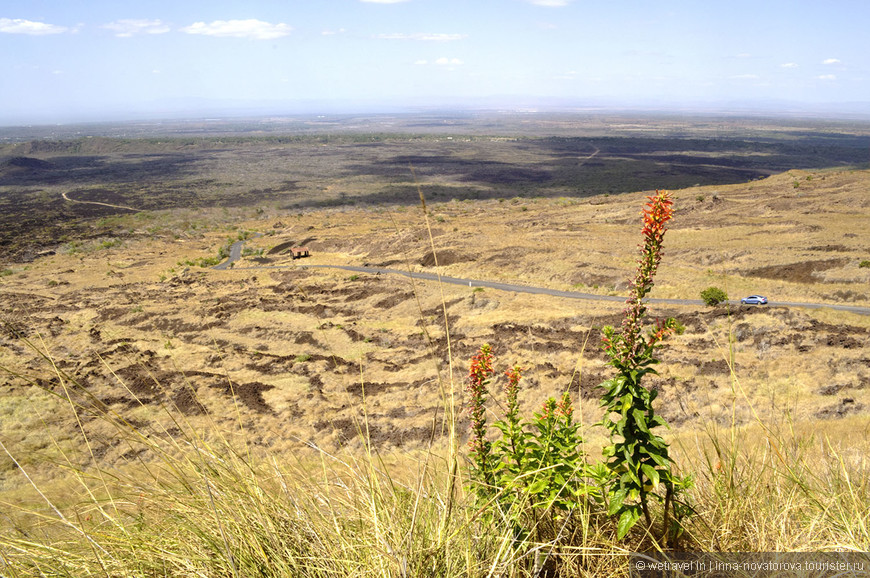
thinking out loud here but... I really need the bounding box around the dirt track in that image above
[62,191,138,212]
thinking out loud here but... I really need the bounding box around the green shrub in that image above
[700,286,728,306]
[100,238,122,250]
[180,255,222,268]
[859,260,870,269]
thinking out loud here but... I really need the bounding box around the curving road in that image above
[212,240,244,271]
[213,240,870,316]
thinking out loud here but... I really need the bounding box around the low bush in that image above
[700,286,728,306]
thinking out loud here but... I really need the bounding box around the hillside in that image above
[2,168,868,473]
[1,136,869,574]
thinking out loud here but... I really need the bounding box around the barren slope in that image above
[2,168,869,487]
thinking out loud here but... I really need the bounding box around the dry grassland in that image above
[2,163,870,575]
[2,168,869,488]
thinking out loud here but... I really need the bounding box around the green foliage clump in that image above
[701,286,728,306]
[100,238,123,250]
[180,255,222,268]
[859,260,870,269]
[466,346,592,545]
[467,190,691,552]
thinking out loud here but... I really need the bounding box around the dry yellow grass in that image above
[2,168,869,575]
[2,170,868,469]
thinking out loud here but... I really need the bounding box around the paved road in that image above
[212,240,244,271]
[213,240,870,316]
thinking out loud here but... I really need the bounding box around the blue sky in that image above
[2,0,868,124]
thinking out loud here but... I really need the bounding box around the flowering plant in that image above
[466,347,588,521]
[467,344,495,486]
[465,190,691,549]
[598,190,691,544]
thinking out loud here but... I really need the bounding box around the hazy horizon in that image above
[6,97,870,129]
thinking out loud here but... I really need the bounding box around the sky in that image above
[2,0,869,124]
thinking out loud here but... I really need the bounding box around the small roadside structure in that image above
[291,247,310,259]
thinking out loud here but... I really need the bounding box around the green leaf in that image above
[641,464,660,490]
[632,408,649,434]
[622,470,640,488]
[644,447,670,467]
[526,479,548,495]
[608,488,627,515]
[620,393,632,415]
[650,415,669,428]
[617,508,640,539]
[610,376,626,397]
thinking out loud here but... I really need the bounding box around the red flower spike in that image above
[467,344,495,461]
[608,190,675,370]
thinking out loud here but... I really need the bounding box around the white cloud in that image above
[780,62,799,68]
[181,19,292,40]
[818,74,836,80]
[0,18,67,35]
[414,59,428,65]
[376,32,466,41]
[321,28,346,35]
[526,0,572,6]
[103,19,170,38]
[823,58,841,65]
[435,57,463,66]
